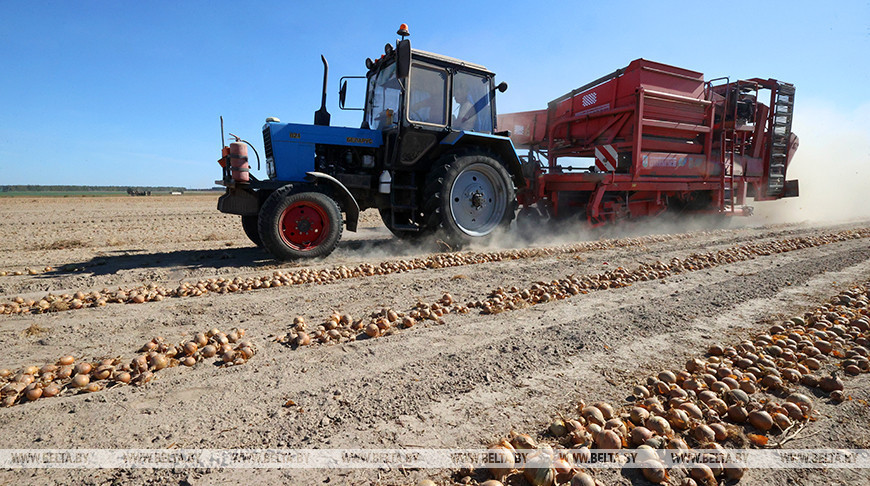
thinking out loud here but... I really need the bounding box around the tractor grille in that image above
[262,126,273,160]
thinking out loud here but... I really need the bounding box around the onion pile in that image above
[6,226,867,316]
[0,327,254,408]
[272,296,464,347]
[428,283,870,485]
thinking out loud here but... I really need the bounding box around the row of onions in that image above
[276,229,870,349]
[413,284,870,486]
[0,328,254,408]
[0,227,758,315]
[0,266,53,277]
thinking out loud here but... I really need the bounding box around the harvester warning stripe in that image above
[594,145,618,172]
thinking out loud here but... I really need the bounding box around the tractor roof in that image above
[411,48,492,75]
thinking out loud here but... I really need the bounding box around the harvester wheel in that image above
[423,151,515,245]
[241,215,263,247]
[258,188,343,260]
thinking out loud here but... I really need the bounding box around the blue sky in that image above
[1,1,868,188]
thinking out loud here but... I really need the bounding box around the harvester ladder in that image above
[767,83,795,196]
[721,82,741,214]
[389,170,420,231]
[722,128,736,213]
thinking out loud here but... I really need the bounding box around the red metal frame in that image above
[498,59,797,224]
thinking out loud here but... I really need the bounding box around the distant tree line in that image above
[1,185,187,193]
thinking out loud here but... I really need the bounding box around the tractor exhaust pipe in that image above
[314,55,331,126]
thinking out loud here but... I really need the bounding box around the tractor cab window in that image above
[452,72,493,133]
[407,63,448,126]
[368,62,401,130]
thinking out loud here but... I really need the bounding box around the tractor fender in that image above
[304,171,360,232]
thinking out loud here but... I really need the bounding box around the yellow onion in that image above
[42,383,61,398]
[592,401,615,419]
[724,461,746,480]
[630,407,650,425]
[523,449,555,486]
[201,344,217,357]
[71,374,90,388]
[581,406,605,426]
[595,429,621,450]
[630,426,653,446]
[74,362,92,375]
[194,333,208,347]
[57,366,73,379]
[510,432,537,451]
[640,460,668,484]
[709,423,728,441]
[365,324,380,337]
[57,356,75,366]
[25,385,42,401]
[570,472,595,486]
[486,441,515,481]
[666,408,690,430]
[549,419,568,437]
[645,416,672,436]
[690,463,715,484]
[150,354,169,371]
[691,424,715,443]
[772,412,792,430]
[747,410,773,431]
[113,372,131,384]
[92,366,112,381]
[819,374,844,393]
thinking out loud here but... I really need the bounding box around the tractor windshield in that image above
[367,62,401,130]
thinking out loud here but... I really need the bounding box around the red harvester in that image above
[498,59,799,226]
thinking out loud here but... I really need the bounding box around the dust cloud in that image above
[752,100,870,225]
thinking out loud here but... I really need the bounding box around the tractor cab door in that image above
[395,62,449,168]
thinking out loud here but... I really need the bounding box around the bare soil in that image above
[1,194,869,485]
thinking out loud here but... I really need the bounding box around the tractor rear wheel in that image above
[241,214,263,247]
[423,151,515,245]
[258,187,343,260]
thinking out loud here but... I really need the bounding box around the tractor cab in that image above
[342,30,518,236]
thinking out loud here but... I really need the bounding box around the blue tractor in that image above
[216,24,523,260]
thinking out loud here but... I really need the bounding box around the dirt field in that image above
[1,194,869,485]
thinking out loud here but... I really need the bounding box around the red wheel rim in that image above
[279,201,330,250]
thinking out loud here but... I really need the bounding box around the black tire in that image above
[377,207,424,241]
[241,215,263,247]
[258,187,343,260]
[422,150,515,245]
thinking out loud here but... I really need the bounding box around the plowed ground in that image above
[1,194,869,485]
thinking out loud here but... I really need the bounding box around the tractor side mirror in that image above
[338,76,365,111]
[339,80,348,109]
[396,39,411,80]
[496,81,508,93]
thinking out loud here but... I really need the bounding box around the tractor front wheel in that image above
[258,188,343,260]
